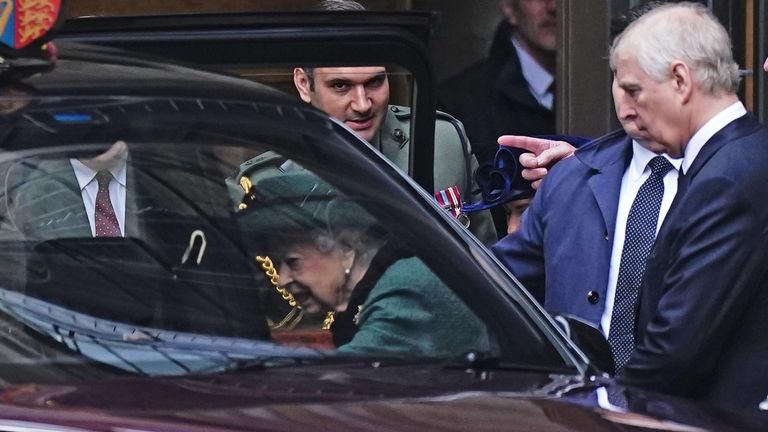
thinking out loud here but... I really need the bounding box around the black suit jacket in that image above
[2,151,270,339]
[619,113,768,414]
[5,158,147,240]
[438,21,555,167]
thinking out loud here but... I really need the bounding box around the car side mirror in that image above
[554,313,615,375]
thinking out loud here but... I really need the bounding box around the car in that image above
[0,1,765,431]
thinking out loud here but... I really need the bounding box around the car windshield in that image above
[0,90,568,382]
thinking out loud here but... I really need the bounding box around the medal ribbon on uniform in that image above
[435,185,462,218]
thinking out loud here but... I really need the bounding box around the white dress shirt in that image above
[69,159,127,237]
[682,101,747,174]
[600,141,682,336]
[511,37,554,110]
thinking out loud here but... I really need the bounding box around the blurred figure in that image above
[439,0,557,168]
[6,140,130,240]
[438,0,556,237]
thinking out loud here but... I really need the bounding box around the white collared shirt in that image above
[511,37,554,110]
[682,101,747,174]
[69,159,127,237]
[600,141,682,336]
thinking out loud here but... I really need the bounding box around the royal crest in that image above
[0,0,63,56]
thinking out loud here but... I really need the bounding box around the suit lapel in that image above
[494,49,547,112]
[685,113,762,180]
[659,113,762,234]
[9,158,91,239]
[124,160,142,238]
[578,131,633,242]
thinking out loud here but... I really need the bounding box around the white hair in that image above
[609,2,740,95]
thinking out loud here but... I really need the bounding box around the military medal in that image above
[435,185,469,227]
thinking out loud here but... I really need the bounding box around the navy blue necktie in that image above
[609,156,674,373]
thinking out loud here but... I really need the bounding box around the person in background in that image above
[438,0,556,236]
[439,0,557,167]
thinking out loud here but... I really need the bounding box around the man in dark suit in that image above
[607,3,768,414]
[438,0,556,168]
[4,140,143,240]
[438,0,556,237]
[1,139,270,339]
[495,2,768,413]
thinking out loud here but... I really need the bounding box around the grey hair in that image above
[609,1,740,95]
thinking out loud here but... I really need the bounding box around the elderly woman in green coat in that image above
[237,170,491,357]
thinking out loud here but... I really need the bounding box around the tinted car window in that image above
[0,94,567,380]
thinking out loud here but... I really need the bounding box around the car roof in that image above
[24,41,296,103]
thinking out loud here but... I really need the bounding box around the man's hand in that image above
[79,140,128,171]
[498,135,576,189]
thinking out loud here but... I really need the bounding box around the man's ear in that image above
[293,68,313,104]
[670,61,693,104]
[500,0,518,26]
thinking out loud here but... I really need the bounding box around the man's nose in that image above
[350,85,372,113]
[616,97,636,120]
[546,0,556,12]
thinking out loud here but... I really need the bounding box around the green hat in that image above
[236,170,377,241]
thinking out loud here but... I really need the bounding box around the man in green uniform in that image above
[285,65,496,244]
[231,0,495,243]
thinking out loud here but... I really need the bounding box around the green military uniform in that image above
[336,256,492,357]
[372,105,496,244]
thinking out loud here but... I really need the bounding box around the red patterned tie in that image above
[94,170,121,237]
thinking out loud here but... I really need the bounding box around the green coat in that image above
[372,105,496,244]
[336,256,491,357]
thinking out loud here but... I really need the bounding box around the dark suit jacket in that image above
[5,158,145,240]
[619,114,768,414]
[2,152,269,339]
[491,130,631,325]
[438,21,555,167]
